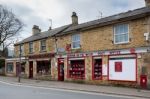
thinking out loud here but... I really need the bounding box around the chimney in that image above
[71,12,78,25]
[145,0,150,7]
[32,25,41,35]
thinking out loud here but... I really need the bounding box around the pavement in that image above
[0,76,150,99]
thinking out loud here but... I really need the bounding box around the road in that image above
[0,81,144,99]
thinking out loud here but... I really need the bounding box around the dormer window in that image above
[72,34,80,49]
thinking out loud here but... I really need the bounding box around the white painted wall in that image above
[109,58,136,81]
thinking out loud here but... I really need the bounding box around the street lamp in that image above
[18,44,22,82]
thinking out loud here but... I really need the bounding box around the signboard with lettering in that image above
[57,47,148,58]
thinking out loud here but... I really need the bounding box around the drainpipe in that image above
[148,16,150,43]
[54,36,58,54]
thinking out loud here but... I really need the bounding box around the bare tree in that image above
[0,5,24,49]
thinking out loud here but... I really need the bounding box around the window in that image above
[72,34,80,49]
[7,63,13,73]
[37,61,51,75]
[114,24,129,44]
[29,42,33,53]
[40,40,46,51]
[20,44,24,56]
[69,59,85,79]
[93,58,102,80]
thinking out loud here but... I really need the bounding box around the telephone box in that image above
[140,75,147,89]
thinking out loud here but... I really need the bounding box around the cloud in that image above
[0,0,146,40]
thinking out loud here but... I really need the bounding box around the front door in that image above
[29,61,33,78]
[58,59,64,81]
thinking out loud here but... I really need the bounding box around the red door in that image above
[58,59,64,81]
[29,61,33,78]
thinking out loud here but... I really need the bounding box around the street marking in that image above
[0,80,146,99]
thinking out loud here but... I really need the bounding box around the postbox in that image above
[140,75,147,89]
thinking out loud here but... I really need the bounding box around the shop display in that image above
[69,60,85,79]
[93,59,102,80]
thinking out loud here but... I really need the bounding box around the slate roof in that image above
[15,6,150,45]
[15,24,71,45]
[57,6,150,35]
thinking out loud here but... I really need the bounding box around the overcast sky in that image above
[1,0,145,41]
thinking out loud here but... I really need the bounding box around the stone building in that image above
[5,0,150,88]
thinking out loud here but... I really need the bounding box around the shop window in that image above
[114,24,129,44]
[40,39,46,51]
[37,61,51,75]
[109,55,136,81]
[69,60,85,79]
[72,34,80,49]
[7,63,13,73]
[115,62,122,72]
[93,58,102,80]
[29,42,33,53]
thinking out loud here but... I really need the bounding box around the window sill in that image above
[6,72,14,74]
[40,50,47,53]
[71,47,81,50]
[114,41,129,45]
[29,52,34,54]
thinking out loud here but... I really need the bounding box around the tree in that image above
[0,5,24,52]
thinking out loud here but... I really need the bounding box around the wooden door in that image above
[58,59,64,81]
[29,61,33,78]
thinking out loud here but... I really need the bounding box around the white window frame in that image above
[114,24,129,44]
[29,42,34,53]
[71,34,80,49]
[40,39,46,51]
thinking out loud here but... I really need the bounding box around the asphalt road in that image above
[0,81,142,99]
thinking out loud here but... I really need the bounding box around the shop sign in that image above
[66,44,71,52]
[29,53,54,59]
[67,53,93,57]
[66,47,148,58]
[58,48,65,53]
[98,51,121,55]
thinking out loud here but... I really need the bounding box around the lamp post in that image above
[18,44,21,82]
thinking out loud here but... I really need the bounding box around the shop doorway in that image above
[29,61,33,78]
[58,58,64,81]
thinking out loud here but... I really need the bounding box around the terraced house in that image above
[5,0,150,88]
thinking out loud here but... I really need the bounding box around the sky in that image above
[1,0,145,41]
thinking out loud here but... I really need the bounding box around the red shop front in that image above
[68,58,85,79]
[58,58,64,81]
